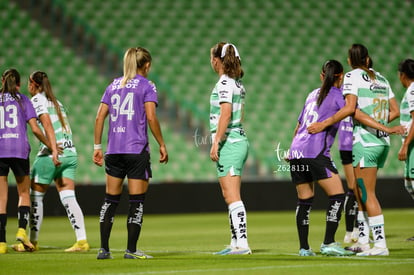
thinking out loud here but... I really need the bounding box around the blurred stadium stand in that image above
[1,0,413,185]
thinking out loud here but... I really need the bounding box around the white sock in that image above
[369,214,387,249]
[30,191,45,242]
[228,201,249,249]
[59,190,87,241]
[357,211,369,245]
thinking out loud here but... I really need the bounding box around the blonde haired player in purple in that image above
[93,47,168,260]
[0,68,58,254]
[289,60,354,256]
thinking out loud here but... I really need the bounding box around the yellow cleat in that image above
[65,240,90,252]
[12,241,39,252]
[0,242,7,254]
[16,228,34,252]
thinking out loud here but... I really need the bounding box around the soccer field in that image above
[1,209,413,275]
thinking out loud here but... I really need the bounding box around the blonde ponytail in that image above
[120,47,152,87]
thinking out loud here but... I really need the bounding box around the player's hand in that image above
[52,152,62,167]
[398,144,408,161]
[57,142,64,155]
[387,125,406,135]
[210,142,219,162]
[159,145,168,164]
[93,149,104,166]
[307,122,326,134]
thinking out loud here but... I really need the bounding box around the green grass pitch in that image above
[1,209,413,274]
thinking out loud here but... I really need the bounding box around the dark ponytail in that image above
[317,60,343,107]
[348,43,375,80]
[30,71,67,131]
[1,68,21,104]
[398,59,414,79]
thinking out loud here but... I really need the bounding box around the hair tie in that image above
[220,43,241,60]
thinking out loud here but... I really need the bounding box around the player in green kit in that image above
[397,58,414,241]
[209,42,250,255]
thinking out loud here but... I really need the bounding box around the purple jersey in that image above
[289,86,345,159]
[0,92,37,159]
[101,74,158,154]
[338,116,353,151]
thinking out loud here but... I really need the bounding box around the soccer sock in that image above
[30,191,45,242]
[17,206,30,229]
[357,211,370,245]
[228,201,249,249]
[369,214,387,249]
[296,197,313,250]
[99,193,120,251]
[0,214,7,242]
[127,193,145,252]
[344,190,357,232]
[59,190,87,241]
[228,210,236,247]
[404,179,414,200]
[323,194,344,245]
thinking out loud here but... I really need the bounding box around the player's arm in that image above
[210,102,231,162]
[388,97,400,123]
[145,101,168,164]
[354,108,405,135]
[38,113,60,166]
[307,94,357,134]
[399,111,414,161]
[93,103,108,166]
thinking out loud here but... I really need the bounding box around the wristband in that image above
[94,144,102,150]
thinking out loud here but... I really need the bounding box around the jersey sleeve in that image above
[388,85,395,99]
[144,81,158,106]
[342,71,360,97]
[217,78,233,104]
[31,93,49,117]
[407,87,414,113]
[21,94,37,121]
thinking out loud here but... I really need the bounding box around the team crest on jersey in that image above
[149,81,157,93]
[362,73,370,82]
[235,79,242,88]
[219,90,229,97]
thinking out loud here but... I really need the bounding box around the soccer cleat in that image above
[97,248,113,259]
[124,249,153,259]
[0,242,7,254]
[345,242,370,253]
[12,242,39,252]
[65,240,90,252]
[406,236,414,241]
[356,246,389,256]
[351,228,359,243]
[344,228,359,243]
[299,248,316,256]
[219,246,252,255]
[320,242,354,256]
[16,228,34,252]
[214,246,232,255]
[343,232,353,243]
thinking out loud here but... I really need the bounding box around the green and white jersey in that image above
[31,92,77,157]
[343,68,394,147]
[400,82,414,142]
[210,74,247,142]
